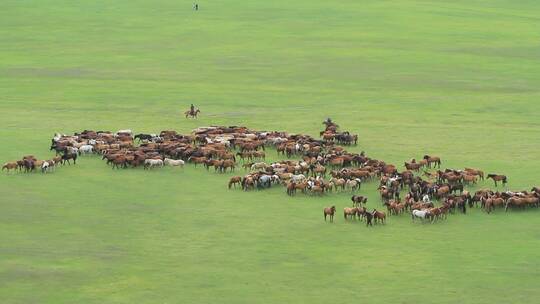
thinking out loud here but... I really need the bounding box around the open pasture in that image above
[2,0,540,303]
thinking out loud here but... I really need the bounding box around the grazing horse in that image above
[2,162,18,173]
[351,195,368,207]
[324,206,336,222]
[487,174,507,187]
[185,108,200,118]
[423,155,441,168]
[228,176,242,189]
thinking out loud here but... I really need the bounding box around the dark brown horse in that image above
[351,195,368,207]
[487,174,507,187]
[185,108,200,118]
[324,206,336,222]
[286,182,296,196]
[22,159,35,172]
[404,162,422,172]
[423,155,441,168]
[62,152,78,165]
[364,211,373,226]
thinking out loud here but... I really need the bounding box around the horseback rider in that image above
[190,103,195,116]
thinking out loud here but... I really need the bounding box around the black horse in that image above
[134,133,153,142]
[62,152,78,165]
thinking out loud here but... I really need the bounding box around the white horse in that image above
[291,174,306,183]
[346,178,362,192]
[65,146,78,154]
[41,161,50,173]
[164,158,185,167]
[412,209,430,222]
[144,159,163,169]
[251,162,267,171]
[78,145,94,155]
[116,129,133,136]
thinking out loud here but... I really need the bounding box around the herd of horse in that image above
[2,152,77,173]
[2,119,537,227]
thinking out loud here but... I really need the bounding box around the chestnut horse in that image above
[343,207,358,220]
[228,176,242,189]
[2,162,18,173]
[324,206,336,222]
[372,209,386,224]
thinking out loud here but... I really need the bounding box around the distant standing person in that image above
[193,3,198,10]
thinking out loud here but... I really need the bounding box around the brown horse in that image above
[188,156,206,167]
[228,176,242,189]
[487,174,507,187]
[462,174,478,185]
[2,162,18,173]
[22,159,35,172]
[286,182,296,196]
[372,209,386,224]
[343,207,358,220]
[464,168,484,180]
[324,206,336,222]
[221,160,235,173]
[423,155,441,168]
[185,108,200,118]
[404,162,422,172]
[484,197,504,214]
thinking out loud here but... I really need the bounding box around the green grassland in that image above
[2,0,540,303]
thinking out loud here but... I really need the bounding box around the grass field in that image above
[2,1,540,303]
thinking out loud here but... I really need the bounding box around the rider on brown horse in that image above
[190,104,195,116]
